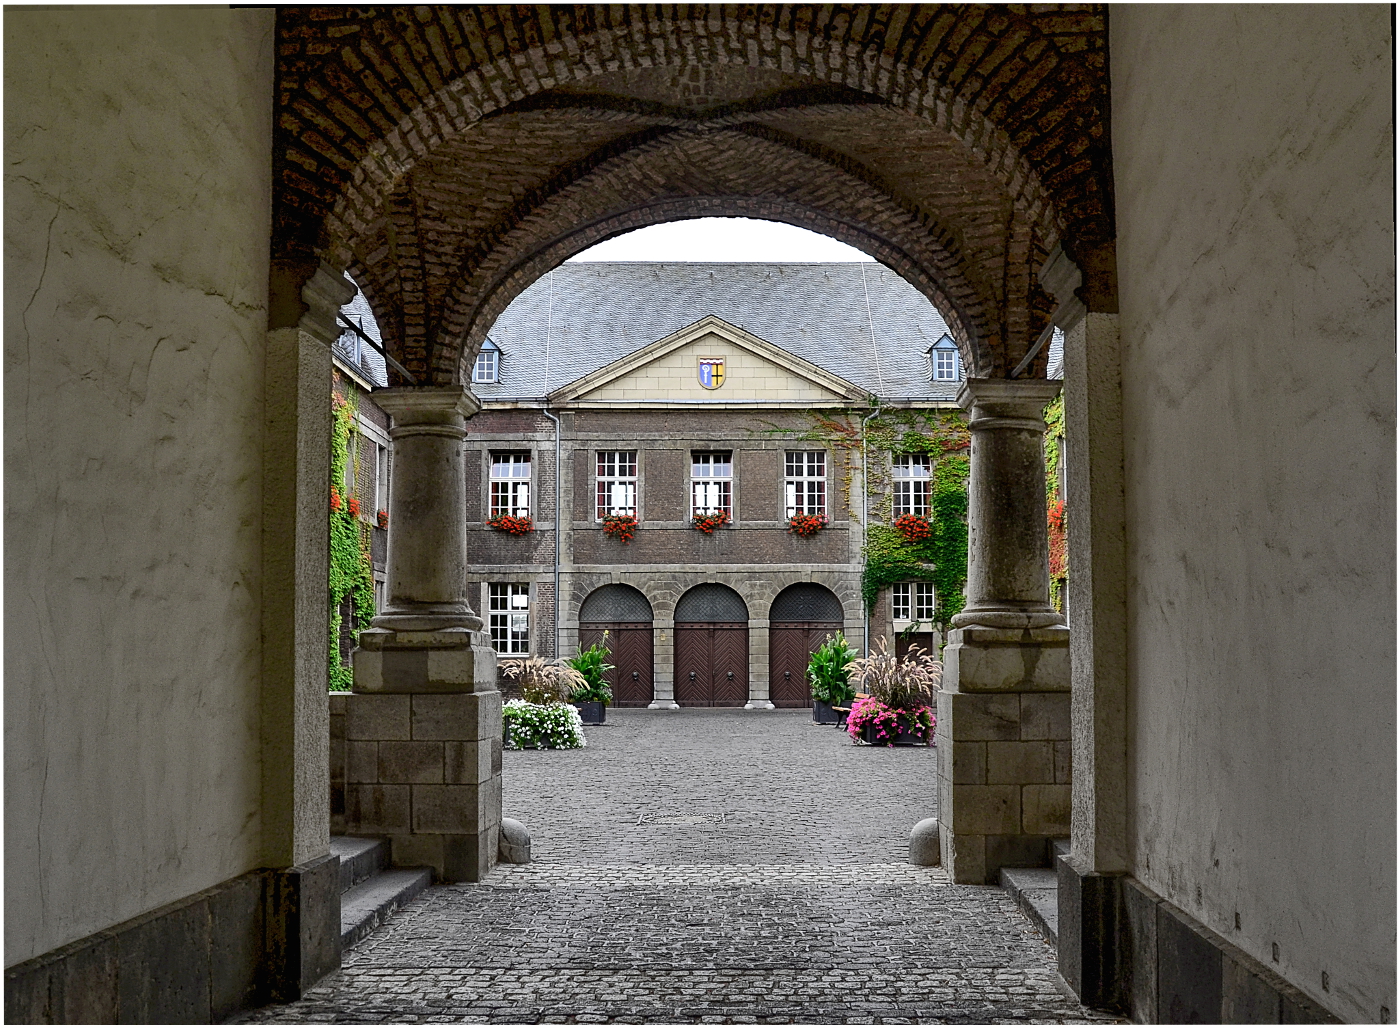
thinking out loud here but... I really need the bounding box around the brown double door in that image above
[674,622,748,706]
[769,622,843,707]
[578,622,653,707]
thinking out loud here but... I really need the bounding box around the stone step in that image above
[331,835,390,894]
[340,867,433,950]
[1000,866,1059,948]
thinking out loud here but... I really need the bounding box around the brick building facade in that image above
[464,260,968,708]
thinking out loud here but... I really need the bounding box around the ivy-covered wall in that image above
[1043,393,1067,611]
[329,380,375,691]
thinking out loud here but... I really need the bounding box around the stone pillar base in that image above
[936,625,1071,885]
[349,629,502,883]
[744,699,776,710]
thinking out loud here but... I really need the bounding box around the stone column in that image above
[349,386,502,883]
[745,619,775,709]
[936,377,1071,884]
[649,614,679,708]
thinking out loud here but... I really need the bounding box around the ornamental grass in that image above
[844,638,942,745]
[498,656,586,705]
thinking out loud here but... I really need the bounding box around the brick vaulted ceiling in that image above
[275,5,1112,386]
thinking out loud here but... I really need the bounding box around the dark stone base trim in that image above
[1057,856,1340,1024]
[5,858,342,1024]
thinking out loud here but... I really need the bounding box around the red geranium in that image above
[377,509,389,529]
[787,513,828,536]
[894,513,932,542]
[330,488,342,512]
[487,514,534,535]
[602,514,638,543]
[347,496,361,518]
[691,510,731,534]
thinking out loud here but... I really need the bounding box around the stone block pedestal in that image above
[349,627,502,883]
[936,625,1071,884]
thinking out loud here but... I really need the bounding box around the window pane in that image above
[691,452,732,515]
[891,583,911,621]
[597,450,639,518]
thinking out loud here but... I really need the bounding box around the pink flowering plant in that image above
[844,638,942,746]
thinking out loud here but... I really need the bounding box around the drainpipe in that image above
[860,405,882,656]
[541,407,563,659]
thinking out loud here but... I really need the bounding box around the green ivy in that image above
[329,386,375,692]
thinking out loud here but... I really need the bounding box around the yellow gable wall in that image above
[580,332,845,402]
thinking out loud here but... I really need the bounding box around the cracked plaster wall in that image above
[1111,6,1394,1021]
[3,7,276,964]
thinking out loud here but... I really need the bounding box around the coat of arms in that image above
[698,357,726,389]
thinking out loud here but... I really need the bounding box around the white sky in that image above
[566,217,876,263]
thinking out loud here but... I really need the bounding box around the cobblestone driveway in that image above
[236,709,1115,1024]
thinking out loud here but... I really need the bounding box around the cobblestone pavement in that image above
[236,709,1117,1024]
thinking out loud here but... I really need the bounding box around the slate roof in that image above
[336,280,389,388]
[478,262,962,404]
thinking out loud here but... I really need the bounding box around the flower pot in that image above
[812,700,842,724]
[574,700,606,725]
[860,723,927,747]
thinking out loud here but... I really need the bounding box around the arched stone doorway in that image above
[768,584,845,708]
[578,584,654,707]
[673,584,749,707]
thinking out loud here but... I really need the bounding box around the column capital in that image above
[957,378,1063,424]
[373,386,480,433]
[299,261,356,345]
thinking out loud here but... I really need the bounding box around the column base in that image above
[344,691,503,885]
[744,700,776,710]
[937,625,1070,885]
[647,700,680,709]
[354,627,496,694]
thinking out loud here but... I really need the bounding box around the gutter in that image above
[860,404,882,657]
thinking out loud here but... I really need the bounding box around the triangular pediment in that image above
[547,315,870,407]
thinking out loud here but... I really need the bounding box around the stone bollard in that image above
[498,818,531,864]
[910,817,941,865]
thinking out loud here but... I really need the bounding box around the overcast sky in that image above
[567,217,876,263]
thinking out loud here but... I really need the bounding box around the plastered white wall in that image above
[1111,6,1394,1020]
[3,8,275,964]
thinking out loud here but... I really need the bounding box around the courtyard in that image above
[237,710,1115,1024]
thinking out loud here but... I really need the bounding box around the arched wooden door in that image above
[768,584,845,708]
[577,584,654,707]
[673,584,749,707]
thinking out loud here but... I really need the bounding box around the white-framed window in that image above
[489,451,531,518]
[891,582,935,622]
[691,451,732,516]
[375,441,390,517]
[931,334,961,381]
[488,583,530,654]
[892,454,931,516]
[473,348,498,384]
[784,450,826,517]
[596,451,638,519]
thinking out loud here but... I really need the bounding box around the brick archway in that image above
[275,6,1111,384]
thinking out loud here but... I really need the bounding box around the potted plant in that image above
[498,657,587,749]
[691,510,730,533]
[487,513,534,535]
[566,637,615,725]
[845,638,942,746]
[893,513,932,542]
[601,513,638,543]
[807,633,855,724]
[787,512,829,536]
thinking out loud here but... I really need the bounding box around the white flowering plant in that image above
[502,699,587,750]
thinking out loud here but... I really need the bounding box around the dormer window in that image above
[473,341,500,384]
[931,334,961,381]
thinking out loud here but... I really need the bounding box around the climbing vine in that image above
[761,407,970,635]
[329,384,375,692]
[1043,394,1067,611]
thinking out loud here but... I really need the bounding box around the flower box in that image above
[502,700,586,750]
[602,514,638,543]
[893,513,932,542]
[787,513,828,536]
[846,695,934,747]
[376,509,389,529]
[573,700,606,725]
[487,514,534,535]
[691,510,730,534]
[812,700,842,725]
[860,722,927,747]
